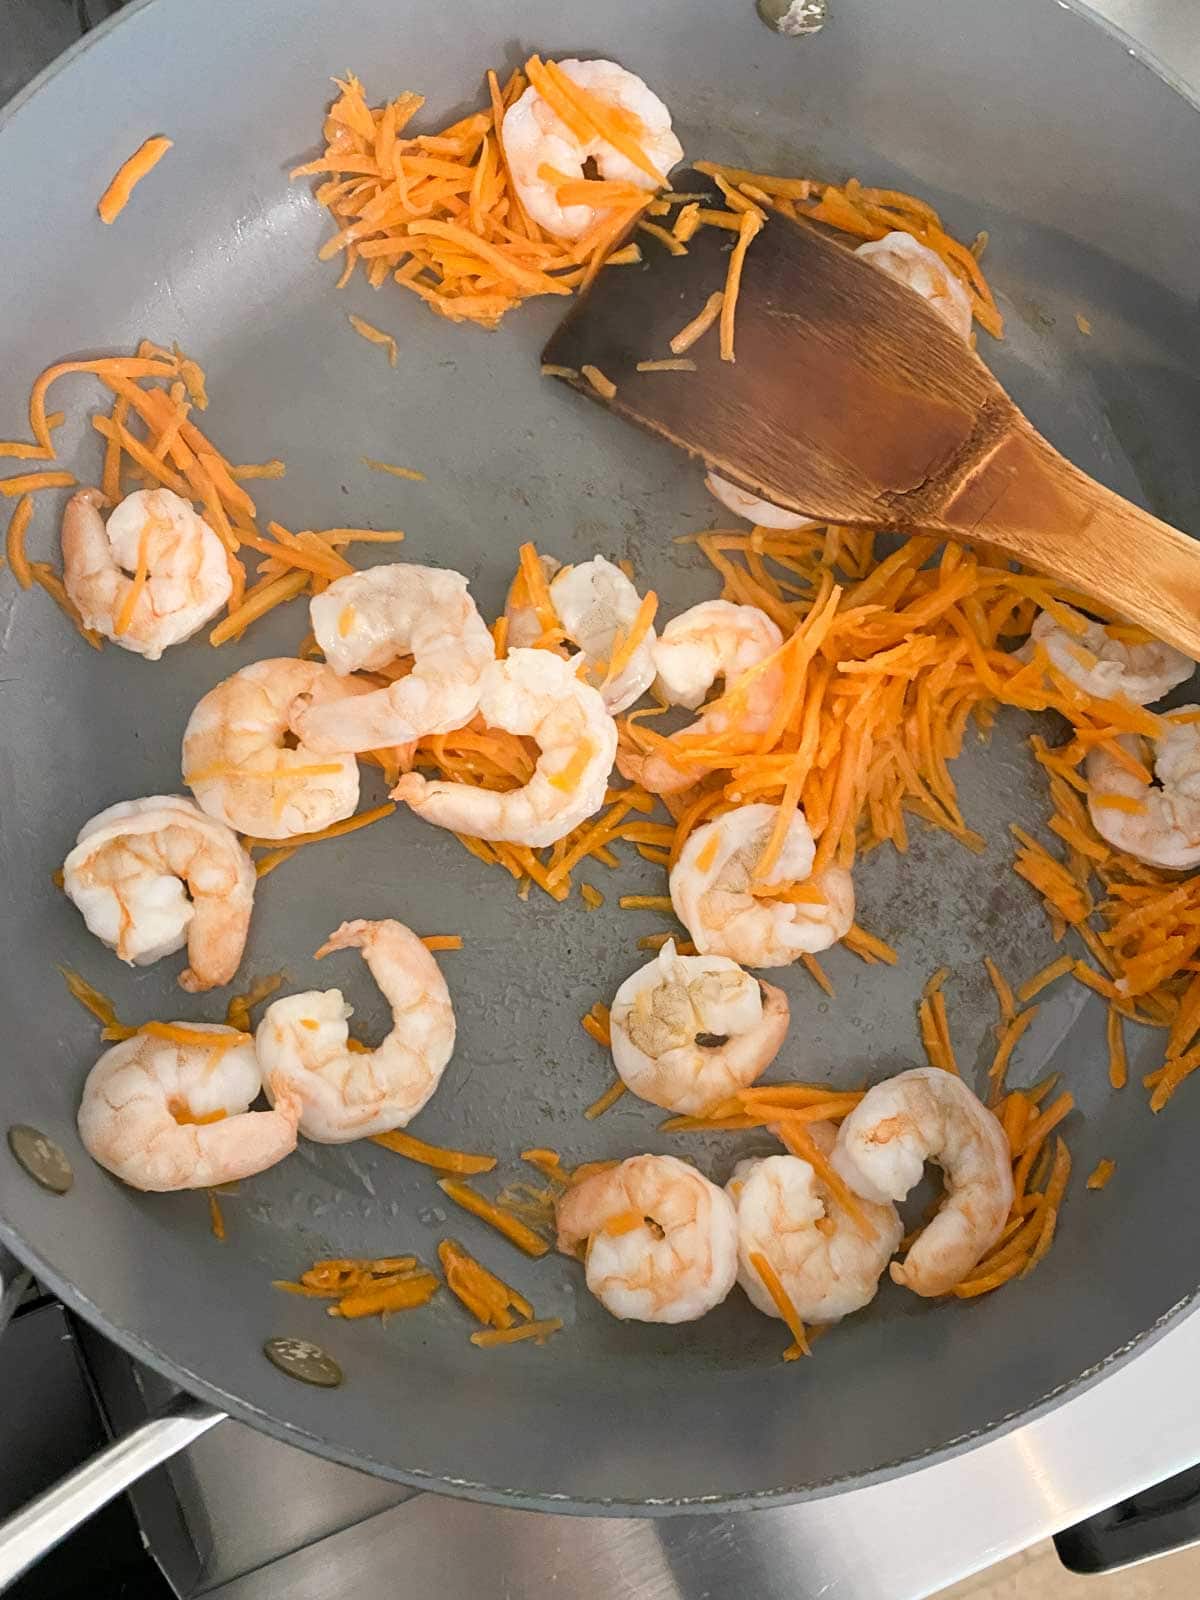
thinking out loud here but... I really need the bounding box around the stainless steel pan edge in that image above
[0,0,1198,1522]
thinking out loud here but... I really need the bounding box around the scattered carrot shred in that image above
[373,1129,494,1174]
[348,314,399,366]
[5,494,34,588]
[748,1250,810,1359]
[363,456,424,481]
[208,1190,227,1242]
[470,1318,562,1348]
[1087,1158,1115,1191]
[583,1079,626,1120]
[98,136,173,224]
[0,470,75,498]
[436,1178,551,1257]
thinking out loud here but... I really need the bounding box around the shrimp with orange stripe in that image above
[671,802,854,968]
[296,563,495,755]
[393,648,618,848]
[78,1023,300,1191]
[256,918,456,1143]
[183,659,369,839]
[556,1153,738,1323]
[62,795,255,992]
[61,487,231,658]
[728,1142,902,1325]
[502,58,682,240]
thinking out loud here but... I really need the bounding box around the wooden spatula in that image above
[542,173,1200,659]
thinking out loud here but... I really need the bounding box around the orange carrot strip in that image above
[98,136,173,223]
[436,1178,550,1257]
[372,1129,496,1174]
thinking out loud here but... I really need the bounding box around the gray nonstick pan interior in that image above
[0,0,1198,1512]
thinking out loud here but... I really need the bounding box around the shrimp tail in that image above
[315,919,371,960]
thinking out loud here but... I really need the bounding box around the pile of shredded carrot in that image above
[274,1254,440,1319]
[298,67,1000,345]
[1,341,405,650]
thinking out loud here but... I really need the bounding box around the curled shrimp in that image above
[296,564,495,755]
[505,555,655,711]
[62,487,232,659]
[704,473,816,532]
[610,939,789,1115]
[832,1067,1012,1298]
[392,648,618,847]
[550,557,657,714]
[257,919,456,1143]
[1087,709,1200,869]
[62,796,255,992]
[503,58,683,240]
[728,1151,902,1324]
[855,231,974,341]
[1026,606,1192,706]
[183,658,367,839]
[556,1153,738,1323]
[700,232,973,528]
[618,601,783,795]
[671,803,854,967]
[78,1024,300,1191]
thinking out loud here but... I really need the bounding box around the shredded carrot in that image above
[5,494,34,588]
[669,291,725,355]
[584,1079,626,1120]
[436,1178,550,1257]
[372,1129,495,1173]
[208,1190,227,1242]
[580,364,617,400]
[1106,1005,1128,1090]
[0,470,75,498]
[328,1273,440,1318]
[224,973,284,1033]
[28,563,103,648]
[362,457,425,481]
[141,1020,250,1050]
[438,1238,533,1328]
[59,965,136,1039]
[748,1250,810,1358]
[719,211,763,362]
[470,1318,562,1347]
[98,136,173,223]
[1087,1158,1115,1190]
[1016,953,1074,1003]
[983,956,1016,1023]
[348,314,398,365]
[636,358,698,373]
[241,802,395,853]
[209,569,308,645]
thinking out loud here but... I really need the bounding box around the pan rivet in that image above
[757,0,827,36]
[7,1125,73,1195]
[263,1336,343,1388]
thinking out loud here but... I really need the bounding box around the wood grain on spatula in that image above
[543,170,1200,659]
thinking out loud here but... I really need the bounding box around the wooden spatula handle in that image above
[938,421,1200,660]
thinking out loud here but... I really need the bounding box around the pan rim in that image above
[1,0,1199,1513]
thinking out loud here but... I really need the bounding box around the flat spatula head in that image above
[542,169,1013,530]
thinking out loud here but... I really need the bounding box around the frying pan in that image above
[1,0,1199,1576]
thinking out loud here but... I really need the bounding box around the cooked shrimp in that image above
[78,1024,300,1191]
[61,487,232,659]
[392,648,618,847]
[728,1152,902,1324]
[1026,606,1192,706]
[704,472,816,532]
[504,553,561,649]
[671,803,854,967]
[62,796,254,992]
[556,1153,738,1323]
[1086,709,1200,869]
[551,556,656,713]
[619,602,783,795]
[855,231,974,340]
[183,658,367,839]
[257,919,456,1143]
[610,939,789,1115]
[503,58,683,240]
[297,564,495,755]
[832,1067,1012,1297]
